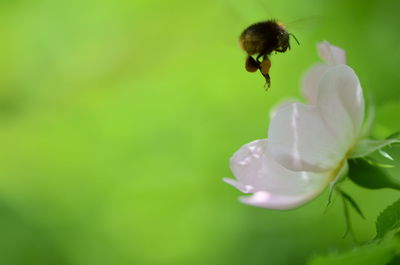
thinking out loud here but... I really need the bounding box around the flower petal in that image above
[317,65,364,139]
[302,42,347,105]
[268,102,344,172]
[239,191,321,210]
[301,64,330,104]
[269,98,298,119]
[269,65,364,172]
[225,139,328,209]
[318,41,346,65]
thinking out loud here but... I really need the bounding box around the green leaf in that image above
[326,162,349,207]
[341,192,355,240]
[350,138,400,159]
[363,157,395,168]
[386,131,400,140]
[338,189,365,219]
[378,149,394,161]
[376,198,400,239]
[360,101,375,138]
[386,255,400,265]
[307,237,400,265]
[348,159,400,190]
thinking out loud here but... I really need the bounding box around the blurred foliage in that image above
[0,0,399,264]
[376,198,400,240]
[308,237,400,265]
[308,199,400,265]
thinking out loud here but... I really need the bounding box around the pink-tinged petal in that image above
[239,191,320,210]
[317,65,365,138]
[226,139,328,209]
[268,103,346,172]
[318,41,346,65]
[223,178,255,193]
[301,64,330,104]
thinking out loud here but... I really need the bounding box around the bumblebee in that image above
[239,20,299,88]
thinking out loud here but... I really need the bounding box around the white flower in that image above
[224,42,364,209]
[302,41,346,105]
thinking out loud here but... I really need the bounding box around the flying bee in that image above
[239,19,299,88]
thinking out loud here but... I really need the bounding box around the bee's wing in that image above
[222,0,274,25]
[222,0,324,37]
[284,16,326,34]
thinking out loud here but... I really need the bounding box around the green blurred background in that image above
[0,0,399,264]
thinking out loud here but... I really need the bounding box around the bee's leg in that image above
[259,57,271,90]
[245,56,259,72]
[259,56,271,74]
[256,52,266,63]
[263,74,271,90]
